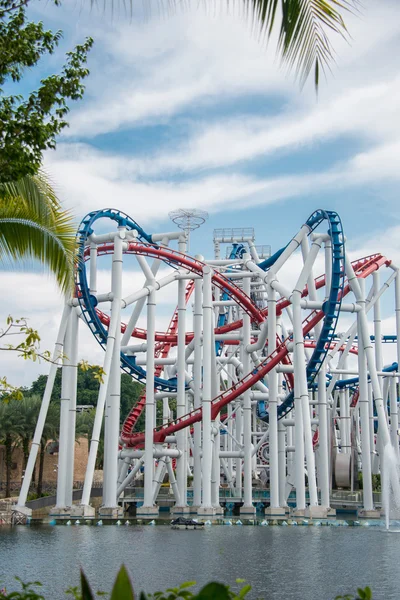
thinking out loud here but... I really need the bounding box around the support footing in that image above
[357,509,381,519]
[306,506,335,519]
[213,506,224,515]
[98,506,124,519]
[240,505,256,516]
[171,506,192,515]
[70,505,96,518]
[12,505,32,517]
[197,506,217,517]
[265,507,286,518]
[49,507,71,517]
[136,506,159,518]
[290,508,307,518]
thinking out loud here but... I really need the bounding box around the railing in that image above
[214,228,255,242]
[255,245,271,259]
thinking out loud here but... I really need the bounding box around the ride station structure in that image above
[15,208,400,519]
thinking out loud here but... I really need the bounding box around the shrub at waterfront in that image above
[0,566,372,599]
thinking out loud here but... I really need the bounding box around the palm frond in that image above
[0,171,63,222]
[249,0,358,89]
[0,184,76,294]
[150,1,357,88]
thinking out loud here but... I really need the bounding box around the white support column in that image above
[317,364,330,509]
[396,272,400,374]
[16,303,72,514]
[292,292,319,512]
[138,287,159,517]
[65,308,79,507]
[198,266,216,516]
[357,280,374,513]
[389,377,399,457]
[278,421,286,508]
[240,273,255,515]
[265,281,280,515]
[373,272,383,373]
[101,232,123,514]
[235,403,243,498]
[55,311,73,511]
[173,278,189,512]
[211,331,223,513]
[193,275,203,508]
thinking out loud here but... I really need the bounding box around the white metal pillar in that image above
[357,281,374,511]
[267,281,280,509]
[175,278,188,507]
[292,292,318,508]
[55,312,73,509]
[317,364,330,508]
[16,303,72,512]
[241,274,253,511]
[193,275,203,507]
[198,266,214,514]
[65,307,79,507]
[102,232,123,508]
[143,288,156,509]
[389,377,399,456]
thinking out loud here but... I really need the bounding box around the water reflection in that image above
[0,526,399,599]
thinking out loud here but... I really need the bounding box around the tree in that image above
[14,395,41,475]
[76,407,95,454]
[0,399,21,496]
[23,367,143,423]
[36,400,59,496]
[0,173,77,293]
[0,0,92,295]
[0,1,93,183]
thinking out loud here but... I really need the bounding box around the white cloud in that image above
[44,136,400,228]
[63,10,294,139]
[129,77,400,176]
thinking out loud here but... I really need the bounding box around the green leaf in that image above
[80,570,95,600]
[357,587,372,600]
[110,565,134,600]
[0,171,76,293]
[237,584,252,598]
[179,582,196,590]
[195,582,230,600]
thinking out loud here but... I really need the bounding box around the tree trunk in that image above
[22,438,29,478]
[5,434,12,498]
[36,441,45,497]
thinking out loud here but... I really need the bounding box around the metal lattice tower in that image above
[169,208,208,251]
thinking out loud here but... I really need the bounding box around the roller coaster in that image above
[16,208,400,519]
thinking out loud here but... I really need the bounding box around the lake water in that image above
[1,524,400,599]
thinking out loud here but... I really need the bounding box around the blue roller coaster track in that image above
[257,210,345,422]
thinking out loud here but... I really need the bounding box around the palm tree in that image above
[76,408,96,454]
[36,401,60,496]
[14,396,41,476]
[0,400,21,497]
[0,172,76,293]
[162,1,356,89]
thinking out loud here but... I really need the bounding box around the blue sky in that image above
[2,0,400,385]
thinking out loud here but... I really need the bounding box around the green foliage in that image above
[0,1,93,182]
[1,577,45,599]
[336,586,372,600]
[77,567,252,600]
[0,570,373,599]
[0,176,77,293]
[110,567,134,600]
[20,366,142,424]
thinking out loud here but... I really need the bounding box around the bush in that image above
[0,569,373,600]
